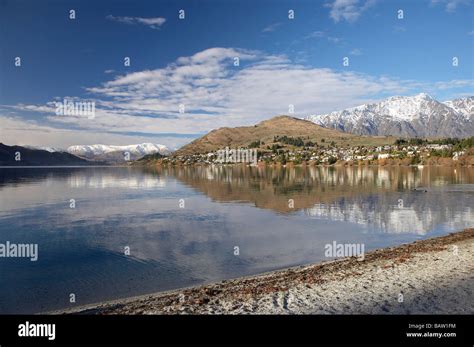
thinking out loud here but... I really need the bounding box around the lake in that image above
[0,165,473,313]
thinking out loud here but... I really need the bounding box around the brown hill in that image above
[176,116,393,155]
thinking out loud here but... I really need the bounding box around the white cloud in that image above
[4,47,473,148]
[262,22,282,33]
[433,79,474,90]
[106,15,166,29]
[0,115,192,149]
[305,31,342,43]
[85,48,412,127]
[431,0,471,12]
[350,48,363,55]
[326,0,377,23]
[3,103,55,113]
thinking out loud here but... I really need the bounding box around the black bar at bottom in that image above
[0,314,472,345]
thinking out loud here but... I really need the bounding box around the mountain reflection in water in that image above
[0,165,472,313]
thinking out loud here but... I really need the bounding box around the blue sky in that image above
[0,0,473,148]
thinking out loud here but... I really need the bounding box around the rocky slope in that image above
[176,116,393,155]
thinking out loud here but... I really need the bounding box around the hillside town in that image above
[147,137,474,167]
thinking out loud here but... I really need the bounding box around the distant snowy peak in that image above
[67,143,170,156]
[24,145,64,153]
[316,93,448,122]
[374,93,442,121]
[305,94,474,138]
[443,96,474,118]
[66,143,171,163]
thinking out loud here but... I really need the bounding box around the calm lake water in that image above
[0,165,473,313]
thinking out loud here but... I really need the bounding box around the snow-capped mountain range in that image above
[66,143,171,163]
[304,94,473,138]
[67,143,170,156]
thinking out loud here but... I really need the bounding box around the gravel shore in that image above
[55,229,474,315]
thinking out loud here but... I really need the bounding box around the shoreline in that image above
[142,156,474,168]
[53,228,474,315]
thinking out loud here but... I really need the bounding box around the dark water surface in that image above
[0,166,473,313]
